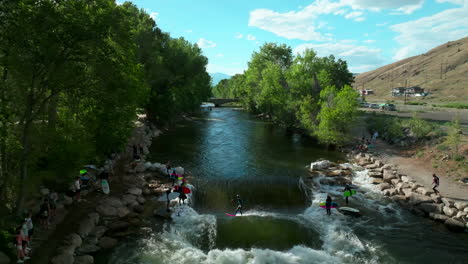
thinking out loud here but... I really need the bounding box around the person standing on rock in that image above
[325,195,332,216]
[432,174,440,195]
[372,131,379,144]
[15,227,29,263]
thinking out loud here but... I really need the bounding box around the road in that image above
[361,108,468,125]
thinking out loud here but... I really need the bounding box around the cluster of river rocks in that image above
[48,117,186,264]
[307,152,468,233]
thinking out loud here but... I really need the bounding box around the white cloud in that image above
[390,3,468,60]
[246,34,256,41]
[376,22,388,26]
[185,29,193,33]
[436,0,467,5]
[197,38,217,49]
[234,33,243,39]
[248,0,343,41]
[216,53,224,58]
[342,0,424,13]
[363,39,376,43]
[345,11,363,19]
[248,0,424,41]
[149,12,159,21]
[294,42,386,72]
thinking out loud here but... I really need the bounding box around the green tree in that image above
[445,116,462,158]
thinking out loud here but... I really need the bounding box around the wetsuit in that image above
[234,198,243,216]
[344,185,352,205]
[325,197,332,216]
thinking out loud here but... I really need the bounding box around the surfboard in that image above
[319,202,338,208]
[101,179,110,195]
[343,190,357,197]
[225,213,237,217]
[182,187,191,194]
[339,207,361,216]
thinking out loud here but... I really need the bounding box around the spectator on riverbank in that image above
[39,199,50,230]
[74,176,81,202]
[16,227,28,263]
[48,192,57,220]
[25,211,34,243]
[20,219,30,251]
[432,174,440,195]
[99,171,110,195]
[372,131,379,144]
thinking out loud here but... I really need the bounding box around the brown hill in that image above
[354,36,468,103]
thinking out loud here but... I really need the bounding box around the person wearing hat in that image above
[232,194,244,216]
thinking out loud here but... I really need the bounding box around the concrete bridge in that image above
[207,98,239,107]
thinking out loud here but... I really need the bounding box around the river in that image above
[105,108,467,264]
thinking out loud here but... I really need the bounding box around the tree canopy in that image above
[213,43,357,145]
[0,0,211,213]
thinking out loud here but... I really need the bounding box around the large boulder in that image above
[382,170,397,183]
[368,172,383,178]
[444,218,466,232]
[391,195,407,205]
[310,160,331,170]
[431,194,442,204]
[402,188,413,197]
[365,164,379,170]
[417,203,443,214]
[65,233,82,250]
[137,196,146,204]
[382,188,397,196]
[63,195,73,205]
[407,193,433,205]
[122,194,137,206]
[415,187,433,196]
[74,255,94,264]
[441,198,454,207]
[371,178,384,184]
[78,216,96,239]
[400,176,411,183]
[118,207,130,218]
[377,183,391,191]
[390,179,401,186]
[134,163,149,173]
[429,213,449,222]
[52,253,74,264]
[0,252,10,264]
[127,187,143,196]
[174,166,185,175]
[443,206,457,217]
[96,205,118,217]
[454,201,468,211]
[91,226,107,239]
[107,221,130,232]
[96,197,125,217]
[98,237,118,249]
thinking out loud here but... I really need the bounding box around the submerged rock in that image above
[444,218,465,232]
[429,213,449,222]
[74,255,94,264]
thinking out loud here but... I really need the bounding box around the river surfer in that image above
[233,194,243,216]
[343,183,352,205]
[325,195,332,216]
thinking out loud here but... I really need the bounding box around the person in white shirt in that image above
[74,176,81,201]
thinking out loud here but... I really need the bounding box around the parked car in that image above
[369,103,380,109]
[382,103,396,111]
[360,102,370,108]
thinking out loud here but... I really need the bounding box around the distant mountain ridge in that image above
[210,72,231,86]
[354,36,468,102]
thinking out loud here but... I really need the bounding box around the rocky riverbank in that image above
[306,152,468,233]
[0,116,192,264]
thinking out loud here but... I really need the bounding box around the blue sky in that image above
[127,0,468,75]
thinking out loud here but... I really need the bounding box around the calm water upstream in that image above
[105,108,467,264]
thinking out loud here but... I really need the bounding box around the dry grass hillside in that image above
[354,36,468,103]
